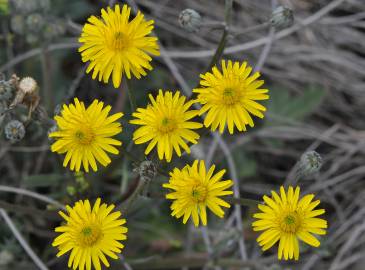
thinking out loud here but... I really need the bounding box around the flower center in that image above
[74,126,95,145]
[191,184,208,203]
[158,117,177,133]
[79,224,102,247]
[108,31,130,51]
[280,213,301,233]
[222,87,239,105]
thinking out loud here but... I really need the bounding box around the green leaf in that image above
[232,150,257,178]
[267,87,326,125]
[23,174,63,187]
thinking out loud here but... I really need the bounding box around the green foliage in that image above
[23,173,63,187]
[267,86,326,124]
[232,150,257,178]
[0,0,9,15]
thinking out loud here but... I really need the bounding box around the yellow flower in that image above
[79,4,160,88]
[193,60,269,134]
[252,186,327,260]
[53,199,127,270]
[163,160,233,226]
[130,90,203,162]
[49,98,123,172]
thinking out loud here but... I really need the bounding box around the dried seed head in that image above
[135,160,157,182]
[299,151,322,177]
[19,77,38,94]
[270,6,294,29]
[178,9,202,33]
[4,120,25,143]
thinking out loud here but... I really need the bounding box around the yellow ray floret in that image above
[163,160,233,226]
[52,199,128,270]
[79,4,160,88]
[252,186,328,260]
[193,60,269,134]
[130,90,203,162]
[49,98,123,172]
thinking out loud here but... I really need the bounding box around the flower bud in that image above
[178,8,202,33]
[270,6,294,29]
[38,0,50,11]
[43,22,65,40]
[66,185,76,196]
[26,33,38,44]
[26,13,44,32]
[4,119,25,142]
[18,76,38,95]
[10,15,25,34]
[10,0,38,14]
[299,151,322,177]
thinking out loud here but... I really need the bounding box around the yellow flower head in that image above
[252,186,327,260]
[53,199,128,270]
[163,160,233,226]
[193,60,269,134]
[79,4,160,88]
[130,90,203,162]
[49,98,123,172]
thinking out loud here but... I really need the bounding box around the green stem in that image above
[205,0,233,71]
[226,197,261,207]
[122,177,149,214]
[126,79,137,112]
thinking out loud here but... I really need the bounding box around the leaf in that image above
[23,174,63,187]
[232,150,257,178]
[266,87,326,125]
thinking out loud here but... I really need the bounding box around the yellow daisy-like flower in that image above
[53,199,127,270]
[49,98,123,172]
[130,90,203,162]
[193,60,269,134]
[79,4,160,88]
[163,160,233,226]
[252,186,327,260]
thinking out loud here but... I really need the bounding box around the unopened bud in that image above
[4,119,25,142]
[19,76,38,94]
[299,151,322,177]
[43,22,65,40]
[66,185,76,196]
[10,0,38,14]
[270,6,294,29]
[26,13,44,32]
[10,15,25,34]
[38,0,50,11]
[178,9,202,33]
